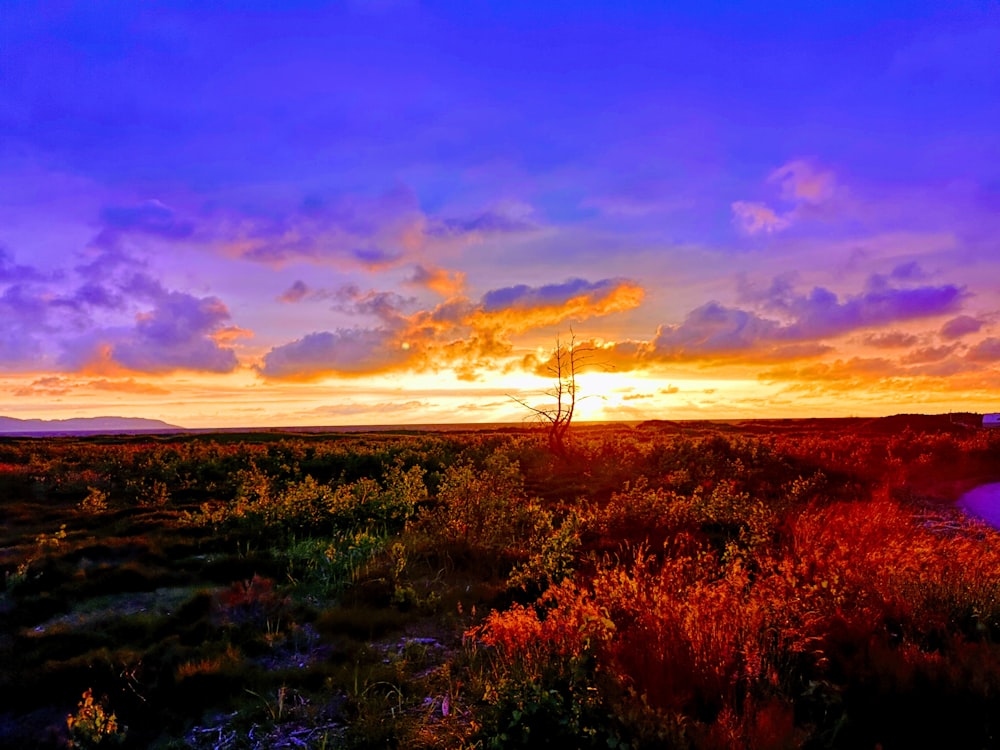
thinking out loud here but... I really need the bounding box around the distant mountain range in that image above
[0,416,182,435]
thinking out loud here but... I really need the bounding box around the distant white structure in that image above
[984,414,1000,428]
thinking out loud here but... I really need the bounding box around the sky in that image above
[2,0,999,427]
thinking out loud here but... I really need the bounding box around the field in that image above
[2,415,1000,749]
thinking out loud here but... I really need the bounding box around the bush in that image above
[423,452,552,568]
[66,688,126,748]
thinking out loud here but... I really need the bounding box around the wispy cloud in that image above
[731,201,790,235]
[217,190,539,271]
[769,160,837,206]
[732,160,841,235]
[14,376,171,397]
[98,200,195,242]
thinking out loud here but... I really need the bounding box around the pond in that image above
[958,482,1000,529]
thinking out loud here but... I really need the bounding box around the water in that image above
[958,483,1000,529]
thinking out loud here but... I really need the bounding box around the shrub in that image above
[423,452,551,566]
[66,688,126,748]
[192,463,426,543]
[79,486,109,513]
[468,580,626,748]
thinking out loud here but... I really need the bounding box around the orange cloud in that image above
[258,277,645,381]
[89,378,170,395]
[13,376,72,397]
[212,325,255,344]
[404,264,467,296]
[13,375,171,397]
[468,280,644,334]
[77,342,134,377]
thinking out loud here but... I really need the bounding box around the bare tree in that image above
[509,332,595,460]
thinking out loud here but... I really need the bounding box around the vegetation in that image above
[1,416,999,748]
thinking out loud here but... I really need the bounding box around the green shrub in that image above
[424,452,551,564]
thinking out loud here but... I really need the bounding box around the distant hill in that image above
[636,413,984,437]
[0,416,182,435]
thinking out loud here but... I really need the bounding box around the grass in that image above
[1,419,999,748]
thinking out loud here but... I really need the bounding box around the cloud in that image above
[113,293,239,373]
[901,344,958,365]
[211,326,254,345]
[736,273,801,311]
[227,186,424,268]
[99,200,195,240]
[67,282,124,310]
[259,276,644,380]
[890,261,929,282]
[404,264,466,296]
[89,378,171,395]
[630,277,967,367]
[61,290,241,374]
[278,280,310,303]
[940,315,984,340]
[780,282,966,340]
[75,246,146,280]
[862,331,920,348]
[426,208,536,240]
[967,337,1000,363]
[119,272,168,301]
[731,201,791,235]
[0,247,48,283]
[768,160,836,205]
[328,285,415,324]
[482,278,612,311]
[472,278,645,333]
[258,328,410,380]
[13,376,71,397]
[306,399,429,418]
[622,391,655,401]
[352,247,402,269]
[0,285,51,369]
[652,302,784,358]
[14,376,170,396]
[0,263,152,371]
[581,184,691,218]
[222,188,542,271]
[732,160,840,235]
[762,357,926,394]
[762,351,998,396]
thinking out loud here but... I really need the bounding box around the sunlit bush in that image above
[423,452,552,565]
[192,462,426,542]
[66,688,126,748]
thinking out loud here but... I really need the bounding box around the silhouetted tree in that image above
[510,333,595,461]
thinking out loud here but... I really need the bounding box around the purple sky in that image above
[2,1,999,426]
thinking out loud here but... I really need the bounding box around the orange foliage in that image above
[472,481,1000,746]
